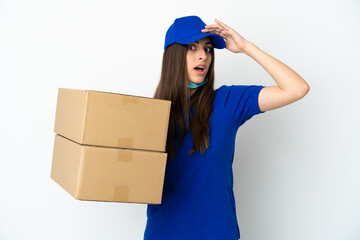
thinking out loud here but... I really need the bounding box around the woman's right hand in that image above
[202,19,251,54]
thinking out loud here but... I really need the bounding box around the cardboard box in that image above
[51,134,167,204]
[54,88,171,152]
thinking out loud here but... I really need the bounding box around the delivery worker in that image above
[143,15,309,240]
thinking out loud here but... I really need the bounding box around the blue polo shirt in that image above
[144,85,265,240]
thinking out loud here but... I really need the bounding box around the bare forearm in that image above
[203,19,310,110]
[243,42,309,98]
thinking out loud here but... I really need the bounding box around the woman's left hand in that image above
[202,19,251,54]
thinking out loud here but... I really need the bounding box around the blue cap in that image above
[164,16,226,50]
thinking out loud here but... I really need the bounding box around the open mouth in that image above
[194,66,205,72]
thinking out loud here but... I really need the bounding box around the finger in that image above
[203,28,224,36]
[201,28,218,34]
[203,28,230,39]
[214,19,232,30]
[202,26,223,34]
[204,24,224,31]
[203,23,232,37]
[204,28,226,35]
[207,27,229,35]
[214,19,227,27]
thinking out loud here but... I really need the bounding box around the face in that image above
[186,37,213,85]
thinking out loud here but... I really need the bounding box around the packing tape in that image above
[117,138,133,148]
[122,96,138,106]
[113,186,130,202]
[117,149,133,162]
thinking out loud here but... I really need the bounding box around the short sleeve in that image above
[216,85,265,128]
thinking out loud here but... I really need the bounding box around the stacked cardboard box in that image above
[51,88,171,204]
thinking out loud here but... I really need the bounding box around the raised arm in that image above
[202,19,310,112]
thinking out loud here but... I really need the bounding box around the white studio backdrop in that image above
[0,0,359,239]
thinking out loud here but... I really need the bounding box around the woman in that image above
[144,15,309,240]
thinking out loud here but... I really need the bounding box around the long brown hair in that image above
[154,42,215,159]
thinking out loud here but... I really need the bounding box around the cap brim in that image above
[177,32,226,49]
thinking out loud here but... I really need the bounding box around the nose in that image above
[197,48,207,61]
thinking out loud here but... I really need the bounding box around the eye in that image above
[187,45,195,51]
[205,47,213,53]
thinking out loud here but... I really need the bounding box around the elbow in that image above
[303,82,310,96]
[295,82,310,100]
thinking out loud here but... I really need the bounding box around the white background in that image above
[0,0,359,239]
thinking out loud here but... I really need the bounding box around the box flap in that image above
[54,88,87,144]
[51,134,83,197]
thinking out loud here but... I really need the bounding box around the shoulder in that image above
[215,84,264,91]
[215,85,264,99]
[213,84,266,126]
[215,85,231,93]
[214,85,233,97]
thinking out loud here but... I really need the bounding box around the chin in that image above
[190,79,205,84]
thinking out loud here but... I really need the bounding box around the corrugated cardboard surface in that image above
[54,88,171,152]
[51,133,83,197]
[51,134,167,204]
